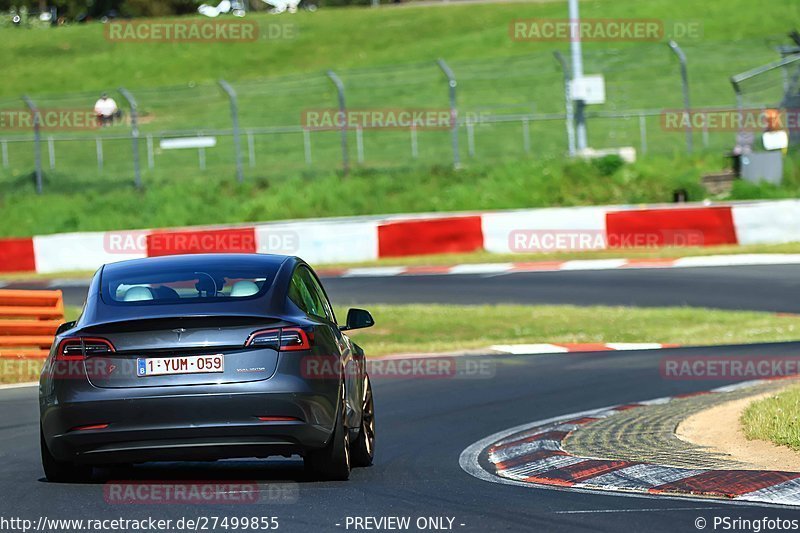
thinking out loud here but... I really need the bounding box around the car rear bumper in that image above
[41,380,339,464]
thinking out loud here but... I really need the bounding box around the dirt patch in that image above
[676,388,800,472]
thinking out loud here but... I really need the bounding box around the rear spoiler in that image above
[80,314,285,334]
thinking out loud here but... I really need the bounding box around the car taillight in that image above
[246,327,312,351]
[56,337,115,361]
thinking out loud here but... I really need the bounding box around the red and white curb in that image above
[316,254,800,278]
[489,343,679,355]
[460,380,800,507]
[3,199,800,275]
[3,253,800,287]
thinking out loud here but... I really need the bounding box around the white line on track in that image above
[552,507,721,514]
[0,382,38,390]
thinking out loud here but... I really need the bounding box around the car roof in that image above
[101,253,295,275]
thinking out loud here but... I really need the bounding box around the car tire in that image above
[350,376,374,467]
[304,384,350,481]
[40,427,92,483]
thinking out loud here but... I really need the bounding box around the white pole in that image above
[48,136,55,169]
[356,126,364,164]
[96,138,103,172]
[247,131,255,168]
[522,118,531,153]
[146,135,154,169]
[569,0,588,151]
[466,119,475,158]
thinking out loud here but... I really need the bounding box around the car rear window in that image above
[101,264,280,304]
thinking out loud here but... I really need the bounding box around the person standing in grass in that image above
[93,93,118,127]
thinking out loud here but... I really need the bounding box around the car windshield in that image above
[101,264,279,304]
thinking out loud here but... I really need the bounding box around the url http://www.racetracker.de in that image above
[0,515,281,532]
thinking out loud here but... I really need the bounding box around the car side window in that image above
[288,267,335,323]
[287,271,312,315]
[300,268,336,324]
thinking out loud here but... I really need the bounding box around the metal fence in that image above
[0,39,787,193]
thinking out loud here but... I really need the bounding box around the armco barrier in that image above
[378,215,484,257]
[605,206,738,248]
[0,290,64,359]
[2,200,800,274]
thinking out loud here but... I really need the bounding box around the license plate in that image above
[137,354,224,377]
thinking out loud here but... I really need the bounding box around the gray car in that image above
[39,253,375,482]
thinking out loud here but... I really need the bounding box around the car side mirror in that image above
[341,308,374,331]
[56,321,76,335]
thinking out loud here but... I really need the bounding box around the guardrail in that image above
[0,290,64,360]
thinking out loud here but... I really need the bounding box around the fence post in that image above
[436,59,460,169]
[356,126,364,164]
[119,87,142,188]
[47,136,55,169]
[639,113,648,155]
[303,129,312,165]
[466,117,475,158]
[668,41,693,154]
[522,118,531,153]
[146,134,154,170]
[96,137,104,172]
[218,79,244,183]
[553,52,576,157]
[21,95,43,194]
[247,130,255,168]
[326,70,349,176]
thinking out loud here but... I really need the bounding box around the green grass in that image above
[3,303,799,383]
[2,153,800,238]
[344,304,800,356]
[0,0,799,236]
[742,385,800,451]
[0,1,792,97]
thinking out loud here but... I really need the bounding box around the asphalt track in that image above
[1,263,799,532]
[10,264,800,312]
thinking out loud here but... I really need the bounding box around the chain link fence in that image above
[0,40,788,193]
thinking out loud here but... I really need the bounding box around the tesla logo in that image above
[173,328,187,341]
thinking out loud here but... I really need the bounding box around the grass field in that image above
[4,302,799,383]
[742,385,800,451]
[2,153,799,238]
[0,0,798,237]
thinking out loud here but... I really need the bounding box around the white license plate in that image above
[137,354,224,377]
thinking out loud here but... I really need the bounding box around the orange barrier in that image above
[0,290,64,360]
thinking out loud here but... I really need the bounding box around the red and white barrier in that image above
[2,199,800,274]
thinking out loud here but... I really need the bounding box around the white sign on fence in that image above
[570,75,606,105]
[159,137,218,150]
